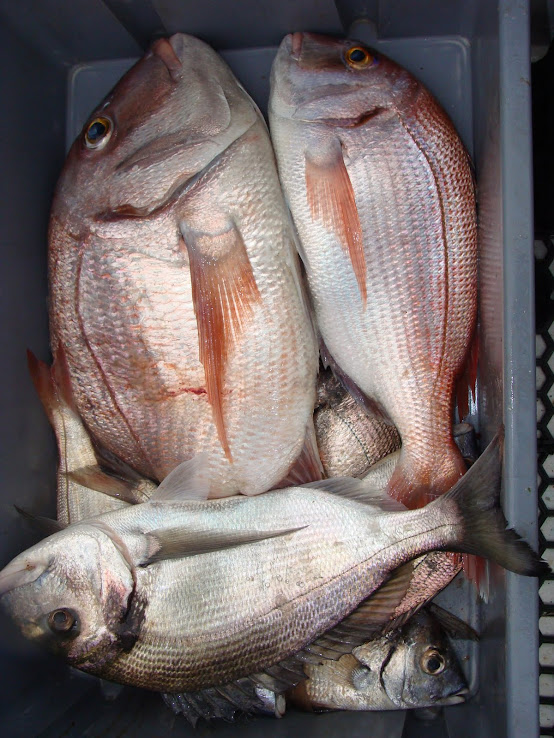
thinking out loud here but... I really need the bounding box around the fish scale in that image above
[0,434,547,699]
[269,33,477,508]
[49,33,319,499]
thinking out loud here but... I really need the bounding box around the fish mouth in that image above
[438,687,470,706]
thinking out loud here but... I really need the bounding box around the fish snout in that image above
[290,32,304,60]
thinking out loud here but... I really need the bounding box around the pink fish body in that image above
[49,34,319,497]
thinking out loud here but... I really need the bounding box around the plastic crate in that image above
[0,1,537,736]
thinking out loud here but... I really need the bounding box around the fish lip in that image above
[438,687,470,706]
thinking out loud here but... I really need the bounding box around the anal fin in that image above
[273,421,324,487]
[180,220,261,463]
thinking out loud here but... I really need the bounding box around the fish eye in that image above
[420,647,446,675]
[47,608,79,636]
[345,46,374,69]
[84,116,113,149]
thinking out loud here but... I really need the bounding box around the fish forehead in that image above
[271,32,417,120]
[54,34,255,219]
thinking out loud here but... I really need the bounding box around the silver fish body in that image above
[0,435,544,694]
[49,33,319,498]
[315,369,401,478]
[289,608,468,711]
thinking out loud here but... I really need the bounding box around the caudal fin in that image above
[438,429,548,577]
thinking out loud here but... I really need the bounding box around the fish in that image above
[27,350,157,525]
[287,607,469,711]
[48,33,320,499]
[315,368,401,478]
[0,431,546,712]
[269,33,478,508]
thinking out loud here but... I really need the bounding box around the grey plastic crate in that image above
[0,1,537,736]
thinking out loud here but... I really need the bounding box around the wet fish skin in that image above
[269,33,477,507]
[49,33,319,498]
[315,368,401,478]
[0,435,545,694]
[288,608,468,711]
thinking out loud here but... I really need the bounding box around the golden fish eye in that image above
[84,116,113,149]
[420,648,446,675]
[48,607,78,635]
[345,46,373,68]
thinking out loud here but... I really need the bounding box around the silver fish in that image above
[315,368,401,478]
[0,432,544,703]
[288,608,468,711]
[48,33,320,499]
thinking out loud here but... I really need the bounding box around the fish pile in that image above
[0,31,546,726]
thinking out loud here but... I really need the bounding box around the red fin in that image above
[27,350,58,424]
[181,222,261,462]
[273,423,324,487]
[305,149,367,305]
[455,331,479,421]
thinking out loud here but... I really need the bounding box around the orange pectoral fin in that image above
[180,221,261,462]
[305,147,367,305]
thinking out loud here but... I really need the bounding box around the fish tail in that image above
[436,429,548,577]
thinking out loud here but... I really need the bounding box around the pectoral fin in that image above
[305,146,367,305]
[142,525,306,565]
[180,221,261,462]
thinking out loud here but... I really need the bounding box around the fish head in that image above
[353,610,468,709]
[270,32,419,127]
[0,525,135,673]
[54,33,258,220]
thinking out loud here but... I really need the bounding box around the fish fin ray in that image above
[27,350,60,424]
[434,428,549,577]
[305,148,367,304]
[180,221,261,462]
[142,525,306,565]
[426,603,479,641]
[303,477,406,512]
[297,563,415,662]
[14,506,66,536]
[273,421,324,487]
[67,465,144,504]
[150,454,211,502]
